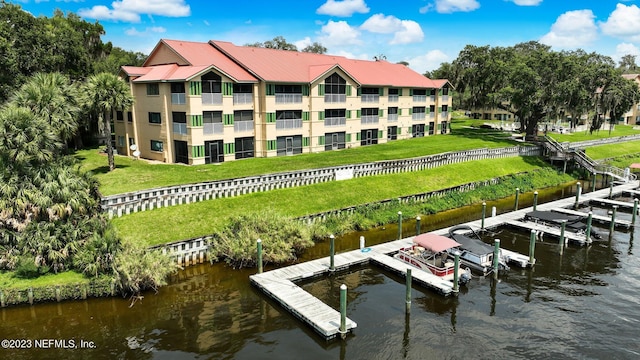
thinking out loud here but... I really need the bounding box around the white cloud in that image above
[318,20,362,47]
[391,20,424,44]
[294,37,313,50]
[332,50,369,60]
[432,0,480,14]
[613,42,640,62]
[316,0,369,17]
[78,0,190,23]
[600,4,640,41]
[408,49,450,74]
[508,0,542,5]
[539,9,598,48]
[125,26,166,36]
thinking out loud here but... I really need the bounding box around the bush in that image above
[111,242,178,297]
[14,256,48,279]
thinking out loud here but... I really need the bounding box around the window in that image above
[412,124,425,137]
[146,83,159,96]
[148,112,161,124]
[326,73,346,94]
[117,136,125,147]
[361,108,379,124]
[430,89,437,96]
[234,110,254,122]
[388,88,399,95]
[127,111,133,122]
[442,88,449,95]
[442,105,449,112]
[387,126,398,140]
[171,83,185,93]
[116,111,124,121]
[441,121,449,134]
[172,112,187,135]
[202,72,222,93]
[412,89,427,96]
[275,84,302,93]
[277,135,303,156]
[233,84,253,93]
[324,132,346,151]
[235,137,254,159]
[150,140,163,152]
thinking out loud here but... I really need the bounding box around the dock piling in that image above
[257,239,263,274]
[574,182,581,209]
[330,235,335,271]
[592,173,597,192]
[359,236,365,250]
[533,191,538,211]
[610,206,618,235]
[529,230,536,265]
[416,216,421,235]
[610,182,614,199]
[493,239,500,279]
[633,199,638,224]
[340,284,347,339]
[397,211,403,240]
[586,212,593,243]
[405,268,412,313]
[514,188,520,211]
[453,252,460,294]
[481,202,486,230]
[492,206,497,217]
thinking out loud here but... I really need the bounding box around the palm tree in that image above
[82,72,134,171]
[12,72,80,145]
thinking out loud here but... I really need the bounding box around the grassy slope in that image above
[113,156,551,246]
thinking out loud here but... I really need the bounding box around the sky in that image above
[12,0,640,74]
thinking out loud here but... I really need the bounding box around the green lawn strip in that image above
[75,130,518,196]
[0,270,88,291]
[112,156,551,246]
[549,124,640,143]
[585,140,640,160]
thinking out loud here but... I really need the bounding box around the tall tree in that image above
[247,36,298,51]
[618,54,638,73]
[82,73,134,171]
[301,42,327,54]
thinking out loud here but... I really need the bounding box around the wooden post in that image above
[586,212,593,243]
[609,181,613,199]
[610,205,618,235]
[493,239,500,279]
[453,252,460,294]
[481,202,486,230]
[529,229,536,266]
[55,286,61,302]
[405,268,412,313]
[633,199,638,225]
[533,191,538,211]
[592,173,597,192]
[514,188,520,211]
[28,288,33,305]
[415,216,421,235]
[574,182,581,209]
[257,239,263,274]
[0,290,5,307]
[340,284,347,339]
[560,220,566,255]
[359,236,365,250]
[329,235,335,272]
[397,211,403,240]
[492,206,497,217]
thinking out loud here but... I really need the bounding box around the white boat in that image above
[394,233,472,285]
[448,225,532,274]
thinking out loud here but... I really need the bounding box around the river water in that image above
[1,181,639,359]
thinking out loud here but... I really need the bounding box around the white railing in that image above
[413,95,427,102]
[325,94,346,103]
[234,120,254,132]
[202,93,222,105]
[361,94,379,103]
[361,115,379,124]
[441,95,449,102]
[275,93,303,104]
[325,117,346,127]
[173,123,187,135]
[171,93,186,105]
[233,93,253,105]
[276,118,303,130]
[430,112,436,119]
[388,95,399,102]
[203,123,224,135]
[388,113,398,122]
[412,113,426,121]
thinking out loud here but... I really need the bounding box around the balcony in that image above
[361,115,379,124]
[233,93,253,105]
[441,111,449,119]
[388,95,399,102]
[276,118,303,130]
[412,113,426,121]
[202,93,223,105]
[325,94,346,103]
[275,93,303,104]
[171,93,186,105]
[441,95,449,103]
[387,113,398,122]
[173,122,187,135]
[412,95,427,102]
[324,117,346,127]
[203,122,224,135]
[361,94,379,103]
[234,120,254,132]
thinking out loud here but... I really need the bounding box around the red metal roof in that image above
[413,233,461,253]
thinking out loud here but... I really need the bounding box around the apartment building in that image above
[116,39,453,165]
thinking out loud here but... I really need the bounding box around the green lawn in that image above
[585,140,640,160]
[75,121,518,196]
[549,124,640,143]
[113,156,551,246]
[0,270,88,290]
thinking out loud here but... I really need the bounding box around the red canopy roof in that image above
[413,233,461,253]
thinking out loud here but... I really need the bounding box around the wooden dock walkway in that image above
[250,181,639,340]
[551,207,632,229]
[589,197,638,212]
[504,219,589,245]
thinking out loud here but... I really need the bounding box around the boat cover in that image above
[450,233,494,255]
[413,233,461,253]
[525,210,585,229]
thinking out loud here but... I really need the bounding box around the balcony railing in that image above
[324,117,346,127]
[276,118,303,130]
[203,122,224,135]
[275,93,303,104]
[430,112,436,119]
[441,111,449,119]
[412,95,427,102]
[388,95,399,102]
[202,93,223,105]
[171,93,186,105]
[233,93,253,105]
[412,113,426,121]
[234,120,254,132]
[441,95,449,102]
[387,113,398,122]
[173,122,187,135]
[361,115,379,124]
[325,94,346,103]
[361,94,379,103]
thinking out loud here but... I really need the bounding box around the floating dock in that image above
[589,197,638,212]
[551,207,632,229]
[504,219,590,245]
